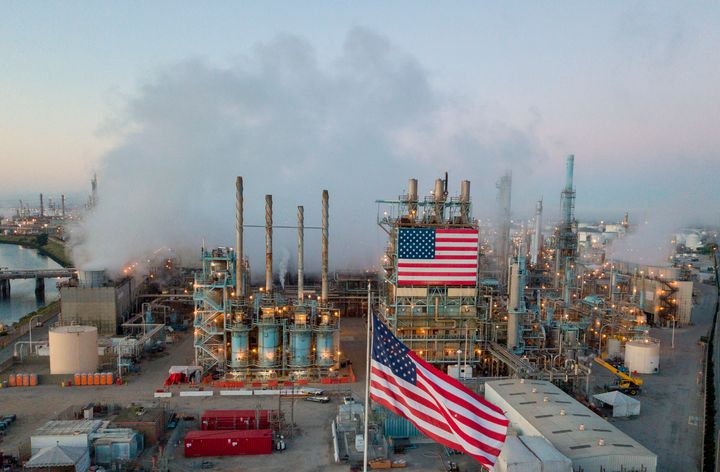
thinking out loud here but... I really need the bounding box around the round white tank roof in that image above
[51,325,98,334]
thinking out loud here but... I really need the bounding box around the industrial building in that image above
[485,379,657,472]
[60,270,134,336]
[193,177,339,380]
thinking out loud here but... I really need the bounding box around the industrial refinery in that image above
[3,4,720,472]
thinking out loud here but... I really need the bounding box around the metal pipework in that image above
[236,177,244,297]
[407,178,418,219]
[460,180,471,223]
[297,205,304,303]
[265,195,273,294]
[39,193,44,217]
[61,194,66,218]
[321,190,329,304]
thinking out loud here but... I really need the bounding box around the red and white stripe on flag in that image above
[397,228,478,286]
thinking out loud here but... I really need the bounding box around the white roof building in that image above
[485,379,657,472]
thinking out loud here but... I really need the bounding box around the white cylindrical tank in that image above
[49,326,99,374]
[606,338,622,358]
[624,339,660,374]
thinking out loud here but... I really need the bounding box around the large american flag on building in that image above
[370,314,509,469]
[397,228,479,286]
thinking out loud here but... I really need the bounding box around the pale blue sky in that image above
[2,2,719,224]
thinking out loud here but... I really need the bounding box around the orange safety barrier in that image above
[320,378,332,384]
[29,373,38,386]
[81,373,88,386]
[94,373,101,385]
[8,375,16,387]
[297,379,309,385]
[107,372,114,384]
[339,377,350,384]
[22,374,29,387]
[267,380,278,388]
[100,373,107,385]
[15,373,22,386]
[251,382,262,388]
[74,373,81,385]
[283,381,294,387]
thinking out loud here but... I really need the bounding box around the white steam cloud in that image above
[71,28,545,276]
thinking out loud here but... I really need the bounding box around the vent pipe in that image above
[460,180,471,223]
[407,178,418,219]
[265,195,273,294]
[39,193,44,218]
[61,194,66,218]
[236,177,244,297]
[321,190,329,304]
[297,205,304,303]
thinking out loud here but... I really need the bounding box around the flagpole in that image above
[363,281,372,472]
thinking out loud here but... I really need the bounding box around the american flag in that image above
[369,314,509,468]
[397,228,478,286]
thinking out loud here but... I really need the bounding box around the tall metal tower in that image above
[555,155,577,287]
[496,172,512,291]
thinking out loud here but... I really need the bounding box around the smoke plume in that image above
[71,28,546,276]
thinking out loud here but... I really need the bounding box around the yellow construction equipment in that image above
[593,356,643,396]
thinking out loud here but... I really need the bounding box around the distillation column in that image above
[496,172,512,290]
[507,250,527,352]
[530,198,543,266]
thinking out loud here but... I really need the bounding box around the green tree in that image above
[35,233,48,246]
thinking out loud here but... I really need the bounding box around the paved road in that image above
[591,283,716,472]
[0,313,58,368]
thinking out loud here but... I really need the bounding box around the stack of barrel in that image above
[7,373,39,387]
[73,372,114,386]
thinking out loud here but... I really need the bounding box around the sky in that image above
[1,2,719,272]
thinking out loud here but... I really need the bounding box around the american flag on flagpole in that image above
[369,314,509,469]
[396,228,479,286]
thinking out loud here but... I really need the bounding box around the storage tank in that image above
[625,339,660,374]
[289,327,312,367]
[230,327,250,368]
[257,322,279,368]
[607,337,622,358]
[49,326,99,374]
[315,327,335,367]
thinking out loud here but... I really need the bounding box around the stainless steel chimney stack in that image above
[321,190,329,305]
[297,205,304,303]
[236,177,244,297]
[265,195,273,295]
[460,180,471,223]
[39,193,44,218]
[407,178,418,219]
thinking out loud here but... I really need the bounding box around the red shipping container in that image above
[201,410,272,430]
[184,429,273,457]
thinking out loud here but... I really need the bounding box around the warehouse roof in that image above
[25,445,87,467]
[34,419,104,436]
[485,379,656,462]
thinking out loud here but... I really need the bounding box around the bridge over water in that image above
[0,268,77,299]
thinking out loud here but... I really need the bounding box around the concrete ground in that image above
[0,317,477,472]
[589,283,715,472]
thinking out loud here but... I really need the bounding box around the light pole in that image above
[671,316,676,349]
[456,349,462,378]
[28,314,42,357]
[597,324,610,357]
